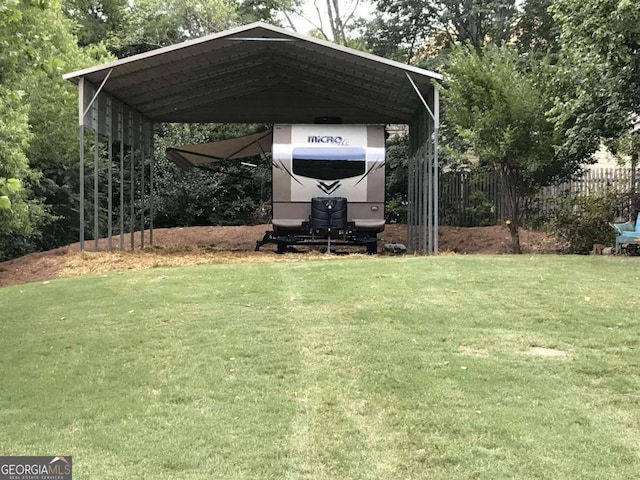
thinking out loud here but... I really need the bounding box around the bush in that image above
[463,190,495,226]
[545,191,621,254]
[385,196,407,223]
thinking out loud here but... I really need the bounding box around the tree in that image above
[114,0,244,56]
[0,83,47,258]
[306,0,364,46]
[24,45,111,250]
[238,0,302,26]
[384,133,410,223]
[258,0,365,47]
[549,0,640,187]
[442,44,558,253]
[62,0,303,56]
[514,0,559,57]
[364,0,517,63]
[0,1,52,257]
[0,179,22,210]
[61,0,130,47]
[552,0,640,110]
[0,0,111,258]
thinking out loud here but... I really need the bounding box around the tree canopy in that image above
[443,44,557,252]
[0,0,78,256]
[550,0,640,160]
[364,0,517,63]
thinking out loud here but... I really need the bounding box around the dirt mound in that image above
[0,224,561,287]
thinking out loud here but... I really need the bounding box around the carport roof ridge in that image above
[63,22,442,125]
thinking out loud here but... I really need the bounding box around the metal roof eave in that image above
[64,22,442,126]
[63,22,442,84]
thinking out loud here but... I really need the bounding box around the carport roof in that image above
[63,22,441,125]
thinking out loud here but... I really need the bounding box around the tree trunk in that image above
[508,217,521,254]
[502,165,522,254]
[631,151,638,221]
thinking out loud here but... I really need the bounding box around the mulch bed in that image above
[0,224,562,287]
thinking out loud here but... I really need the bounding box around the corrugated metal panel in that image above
[64,22,440,125]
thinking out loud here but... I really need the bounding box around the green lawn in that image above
[1,255,639,479]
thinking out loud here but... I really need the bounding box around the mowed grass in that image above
[1,255,639,479]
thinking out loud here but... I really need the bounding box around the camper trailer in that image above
[256,124,386,253]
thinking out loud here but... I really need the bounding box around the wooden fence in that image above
[439,168,640,227]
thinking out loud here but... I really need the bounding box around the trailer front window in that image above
[292,147,366,181]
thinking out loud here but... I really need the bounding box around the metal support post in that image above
[107,97,113,252]
[78,78,85,252]
[433,87,440,255]
[407,73,440,255]
[140,119,145,249]
[129,111,135,250]
[93,100,99,252]
[119,104,125,250]
[149,126,155,246]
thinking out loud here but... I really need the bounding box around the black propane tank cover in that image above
[311,197,347,230]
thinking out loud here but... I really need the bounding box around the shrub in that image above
[464,190,495,226]
[545,191,622,254]
[385,196,407,224]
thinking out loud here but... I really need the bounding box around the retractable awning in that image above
[166,130,272,168]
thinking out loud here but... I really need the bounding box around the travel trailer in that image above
[166,123,387,254]
[256,124,386,253]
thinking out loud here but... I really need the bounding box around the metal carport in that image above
[63,22,442,253]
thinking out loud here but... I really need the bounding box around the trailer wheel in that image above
[366,242,378,255]
[276,242,286,254]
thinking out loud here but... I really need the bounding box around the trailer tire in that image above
[276,242,286,254]
[366,242,378,255]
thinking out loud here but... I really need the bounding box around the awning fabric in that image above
[166,130,273,168]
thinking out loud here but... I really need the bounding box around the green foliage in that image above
[0,88,31,179]
[22,28,109,250]
[0,178,23,210]
[113,0,242,56]
[385,197,407,224]
[152,123,271,227]
[0,173,47,259]
[545,191,623,254]
[384,133,409,223]
[61,0,300,56]
[444,45,555,180]
[514,0,559,56]
[61,0,130,47]
[151,158,267,227]
[0,0,109,258]
[549,0,640,166]
[552,0,640,87]
[237,0,302,24]
[464,190,495,226]
[365,0,517,61]
[547,49,629,176]
[0,83,46,252]
[442,44,557,251]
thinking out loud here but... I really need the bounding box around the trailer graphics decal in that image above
[307,135,349,145]
[272,124,385,220]
[317,180,341,195]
